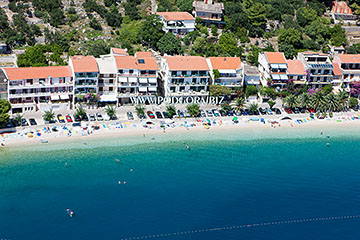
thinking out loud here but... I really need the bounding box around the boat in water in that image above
[40,139,48,144]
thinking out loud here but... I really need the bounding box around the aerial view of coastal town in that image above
[1,0,360,239]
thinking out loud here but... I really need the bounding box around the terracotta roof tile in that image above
[156,12,195,21]
[111,48,128,56]
[136,52,152,58]
[166,56,209,71]
[300,51,328,56]
[70,56,98,73]
[287,60,306,75]
[331,1,352,14]
[3,66,72,81]
[137,58,158,70]
[264,52,287,64]
[337,54,360,64]
[332,62,342,76]
[209,57,242,70]
[115,56,158,70]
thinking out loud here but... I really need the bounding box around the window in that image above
[179,86,185,92]
[129,69,134,74]
[149,70,156,75]
[118,70,123,74]
[109,87,113,91]
[98,79,104,84]
[182,71,187,76]
[99,87,103,91]
[170,86,176,92]
[109,79,114,84]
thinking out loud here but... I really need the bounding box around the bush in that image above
[245,85,258,98]
[349,97,359,108]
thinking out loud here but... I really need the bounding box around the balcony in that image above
[9,81,73,89]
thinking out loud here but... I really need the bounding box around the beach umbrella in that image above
[232,117,238,121]
[206,119,211,124]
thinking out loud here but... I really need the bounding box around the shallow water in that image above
[1,127,360,240]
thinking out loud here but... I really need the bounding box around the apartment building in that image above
[69,56,99,103]
[333,54,360,90]
[258,52,288,88]
[207,57,243,91]
[116,53,158,105]
[243,64,260,87]
[298,51,333,89]
[96,56,118,105]
[2,66,73,113]
[286,59,307,88]
[193,0,225,27]
[162,56,210,98]
[156,12,195,36]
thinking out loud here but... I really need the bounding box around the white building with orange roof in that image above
[110,48,129,56]
[96,56,118,105]
[2,66,73,113]
[298,51,333,89]
[207,57,243,91]
[258,52,288,88]
[156,12,195,36]
[69,56,99,102]
[286,59,306,87]
[115,54,158,104]
[333,54,360,89]
[331,1,356,23]
[161,56,210,98]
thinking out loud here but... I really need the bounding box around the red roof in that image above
[332,1,352,14]
[136,52,152,58]
[209,57,242,70]
[287,60,305,75]
[337,54,360,64]
[301,51,328,56]
[166,56,209,71]
[71,56,98,73]
[111,48,128,56]
[332,62,342,76]
[3,66,72,81]
[115,56,158,70]
[264,52,287,64]
[156,12,195,21]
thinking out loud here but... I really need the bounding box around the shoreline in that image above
[2,114,360,149]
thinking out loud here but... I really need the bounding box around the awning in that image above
[148,78,157,83]
[278,64,287,69]
[280,74,288,80]
[60,95,69,100]
[148,86,157,92]
[129,77,137,83]
[270,64,280,68]
[51,95,60,101]
[293,81,306,84]
[138,87,147,92]
[139,78,148,83]
[271,74,281,80]
[119,77,128,83]
[100,94,117,102]
[219,69,236,74]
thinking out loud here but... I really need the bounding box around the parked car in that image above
[89,113,96,121]
[72,122,81,127]
[57,114,65,123]
[155,111,163,119]
[65,114,73,123]
[96,113,103,121]
[163,111,169,118]
[184,109,191,118]
[354,105,360,111]
[127,111,134,120]
[228,110,234,116]
[266,108,273,115]
[234,110,241,116]
[206,110,213,117]
[21,118,29,127]
[74,115,81,122]
[104,114,111,121]
[177,110,184,118]
[274,108,282,115]
[83,114,89,121]
[11,118,20,127]
[212,109,220,117]
[300,108,306,114]
[219,110,227,116]
[259,107,267,115]
[294,108,300,114]
[246,109,254,115]
[29,118,37,126]
[285,108,293,114]
[147,111,155,119]
[200,109,206,118]
[241,109,248,115]
[253,109,260,115]
[308,108,315,113]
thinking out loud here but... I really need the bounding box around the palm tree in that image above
[235,97,245,110]
[310,92,327,112]
[267,99,275,109]
[298,93,311,109]
[135,105,145,118]
[325,93,339,112]
[283,94,298,109]
[105,105,116,120]
[187,103,200,117]
[166,105,176,118]
[75,105,87,120]
[337,91,349,111]
[43,110,55,122]
[15,113,23,125]
[248,102,259,113]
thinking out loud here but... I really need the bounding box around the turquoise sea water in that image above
[1,126,360,240]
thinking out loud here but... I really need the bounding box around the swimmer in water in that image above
[151,137,155,141]
[320,132,323,135]
[130,168,134,172]
[185,144,191,151]
[65,162,69,166]
[118,181,121,184]
[115,158,120,162]
[326,142,330,147]
[327,135,330,138]
[83,142,87,145]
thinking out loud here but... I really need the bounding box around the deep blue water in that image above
[1,130,360,240]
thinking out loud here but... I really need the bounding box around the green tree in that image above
[135,105,145,118]
[267,99,276,109]
[209,85,231,97]
[235,97,245,110]
[43,110,55,122]
[283,94,299,109]
[278,28,302,49]
[17,44,48,67]
[296,7,318,27]
[245,85,258,98]
[105,105,116,120]
[157,33,182,55]
[87,40,109,57]
[329,24,347,47]
[140,15,165,48]
[349,97,359,108]
[311,92,327,111]
[105,5,122,27]
[248,102,259,113]
[124,1,140,20]
[192,37,208,55]
[248,2,266,36]
[187,103,200,117]
[166,105,176,118]
[0,99,11,127]
[337,91,349,111]
[279,43,297,59]
[75,105,87,120]
[298,92,312,109]
[322,84,333,95]
[219,32,242,56]
[14,113,23,125]
[211,25,218,37]
[325,93,340,112]
[221,103,232,113]
[176,0,193,12]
